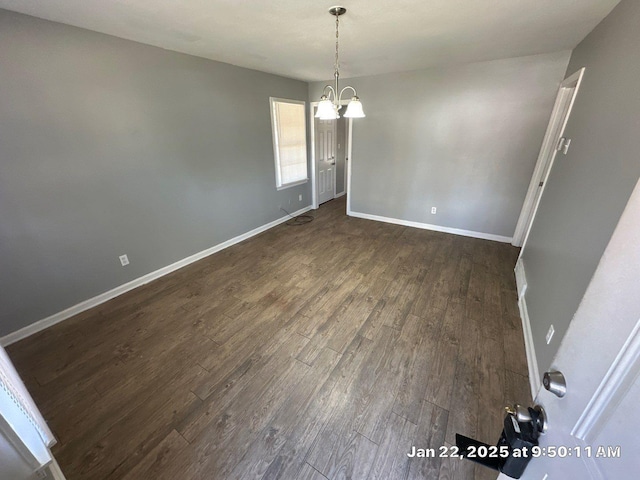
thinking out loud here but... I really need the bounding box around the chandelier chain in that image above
[334,13,340,82]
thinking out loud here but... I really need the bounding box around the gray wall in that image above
[310,52,571,238]
[521,0,640,376]
[0,10,310,337]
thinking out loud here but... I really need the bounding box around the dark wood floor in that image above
[8,197,531,480]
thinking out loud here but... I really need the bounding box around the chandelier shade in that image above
[343,96,365,118]
[315,96,339,120]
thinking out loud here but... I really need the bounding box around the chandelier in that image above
[315,6,365,120]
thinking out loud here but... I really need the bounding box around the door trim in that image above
[512,67,585,248]
[346,118,353,215]
[336,119,349,197]
[573,317,640,441]
[309,101,319,209]
[515,258,542,397]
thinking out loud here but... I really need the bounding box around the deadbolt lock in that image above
[543,370,567,398]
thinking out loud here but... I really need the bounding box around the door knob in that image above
[456,403,546,478]
[543,371,566,397]
[504,404,531,423]
[504,404,546,434]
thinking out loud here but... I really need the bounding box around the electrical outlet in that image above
[119,254,129,266]
[431,207,437,214]
[546,324,555,345]
[299,194,302,201]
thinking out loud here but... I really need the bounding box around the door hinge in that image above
[539,181,544,187]
[557,137,572,155]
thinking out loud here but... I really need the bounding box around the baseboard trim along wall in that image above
[335,191,346,198]
[515,258,541,397]
[349,211,513,243]
[0,205,313,347]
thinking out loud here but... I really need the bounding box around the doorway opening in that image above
[512,68,586,248]
[310,102,352,210]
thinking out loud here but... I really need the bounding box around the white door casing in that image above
[512,68,585,248]
[346,118,353,215]
[502,177,640,479]
[333,116,348,197]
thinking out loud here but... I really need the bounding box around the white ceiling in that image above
[0,0,621,81]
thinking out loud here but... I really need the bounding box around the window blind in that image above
[270,99,308,188]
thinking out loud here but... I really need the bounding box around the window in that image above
[269,97,308,190]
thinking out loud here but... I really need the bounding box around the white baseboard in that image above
[0,206,313,347]
[335,191,346,198]
[348,211,513,243]
[519,296,541,398]
[515,259,541,398]
[514,258,528,300]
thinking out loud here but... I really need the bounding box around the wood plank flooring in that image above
[7,197,532,480]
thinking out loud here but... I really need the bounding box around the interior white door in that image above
[512,68,585,248]
[316,117,336,205]
[505,178,640,479]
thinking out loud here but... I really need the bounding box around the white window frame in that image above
[269,97,308,190]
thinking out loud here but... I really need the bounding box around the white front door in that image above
[316,117,336,205]
[505,178,640,479]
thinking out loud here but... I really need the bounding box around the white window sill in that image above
[277,179,308,191]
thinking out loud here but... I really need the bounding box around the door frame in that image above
[309,100,349,210]
[335,118,349,198]
[512,68,585,248]
[346,117,353,215]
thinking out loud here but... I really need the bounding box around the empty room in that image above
[1,1,639,479]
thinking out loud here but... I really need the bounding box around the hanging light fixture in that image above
[316,6,365,120]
